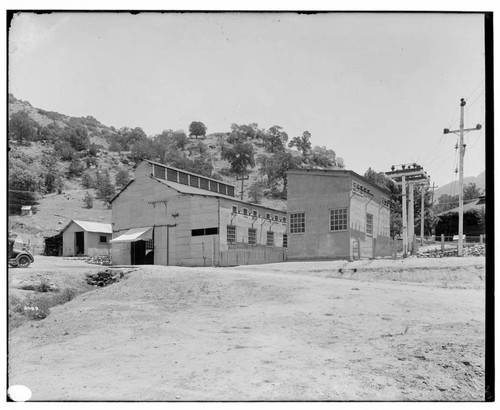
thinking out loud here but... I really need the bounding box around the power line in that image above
[465,79,485,102]
[467,89,485,110]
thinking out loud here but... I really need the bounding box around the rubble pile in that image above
[86,255,112,265]
[417,244,485,258]
[85,269,124,287]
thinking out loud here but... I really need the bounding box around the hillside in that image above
[8,95,311,249]
[434,172,486,201]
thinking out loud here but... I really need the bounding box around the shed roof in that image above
[152,177,286,214]
[62,220,112,234]
[438,197,486,216]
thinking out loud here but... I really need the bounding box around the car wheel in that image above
[17,255,31,268]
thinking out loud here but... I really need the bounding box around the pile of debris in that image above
[86,255,112,265]
[85,269,124,287]
[417,244,486,258]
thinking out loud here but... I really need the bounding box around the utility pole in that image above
[420,185,426,244]
[443,98,482,256]
[236,175,249,201]
[430,182,438,206]
[386,164,429,257]
[408,182,415,253]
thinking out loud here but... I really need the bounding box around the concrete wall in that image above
[287,171,391,261]
[111,161,288,266]
[287,172,351,260]
[219,198,287,252]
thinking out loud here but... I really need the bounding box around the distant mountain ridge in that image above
[434,171,486,201]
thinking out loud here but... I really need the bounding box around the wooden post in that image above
[408,182,415,254]
[421,186,425,245]
[393,237,397,260]
[211,236,215,267]
[401,175,408,257]
[372,238,377,259]
[441,234,445,251]
[356,238,361,260]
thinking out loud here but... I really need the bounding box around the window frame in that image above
[99,235,108,243]
[330,208,348,232]
[248,228,257,245]
[266,231,274,247]
[366,213,373,237]
[227,225,236,244]
[290,212,306,234]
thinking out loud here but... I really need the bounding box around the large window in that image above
[366,213,373,237]
[227,225,236,244]
[330,208,348,231]
[290,212,305,234]
[192,227,219,236]
[266,231,274,246]
[248,228,257,245]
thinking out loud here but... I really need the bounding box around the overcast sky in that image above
[9,12,486,188]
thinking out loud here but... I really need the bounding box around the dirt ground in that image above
[8,256,486,401]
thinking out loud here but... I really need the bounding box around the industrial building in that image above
[286,169,392,260]
[110,159,287,266]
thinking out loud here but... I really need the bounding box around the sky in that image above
[8,11,487,188]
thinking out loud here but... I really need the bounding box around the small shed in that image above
[62,220,112,256]
[21,206,32,216]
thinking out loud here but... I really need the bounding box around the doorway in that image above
[75,231,84,255]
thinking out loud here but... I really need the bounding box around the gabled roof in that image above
[61,220,112,234]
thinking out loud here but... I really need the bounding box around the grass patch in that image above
[9,287,78,331]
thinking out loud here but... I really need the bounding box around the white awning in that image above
[109,227,153,243]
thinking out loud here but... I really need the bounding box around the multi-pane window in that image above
[200,178,209,190]
[265,213,271,219]
[178,172,189,185]
[366,213,373,237]
[282,216,287,223]
[283,234,288,248]
[154,164,166,179]
[274,215,279,221]
[232,205,238,214]
[242,208,248,215]
[227,186,235,197]
[227,225,236,244]
[248,228,257,245]
[100,235,108,243]
[266,231,274,246]
[190,175,199,188]
[330,208,348,231]
[290,212,305,234]
[252,210,258,217]
[167,168,178,182]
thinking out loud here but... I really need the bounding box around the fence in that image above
[219,248,286,266]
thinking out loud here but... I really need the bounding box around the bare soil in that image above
[8,257,485,401]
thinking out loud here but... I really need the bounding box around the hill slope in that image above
[434,171,486,200]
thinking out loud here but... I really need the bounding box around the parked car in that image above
[8,238,34,268]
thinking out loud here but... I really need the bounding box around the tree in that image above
[54,141,76,161]
[258,151,302,195]
[83,191,94,209]
[129,138,157,162]
[435,194,459,214]
[81,170,95,189]
[68,126,90,151]
[8,152,44,214]
[288,131,312,158]
[95,170,115,203]
[309,146,344,169]
[41,153,63,194]
[221,142,255,175]
[463,183,483,200]
[115,168,131,189]
[248,180,265,203]
[189,121,207,139]
[67,158,85,177]
[263,125,288,153]
[9,111,37,144]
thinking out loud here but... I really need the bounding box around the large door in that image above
[154,226,169,266]
[75,232,84,255]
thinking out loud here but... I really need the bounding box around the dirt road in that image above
[8,258,485,401]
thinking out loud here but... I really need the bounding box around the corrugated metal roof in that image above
[109,227,153,243]
[438,198,486,216]
[63,220,112,234]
